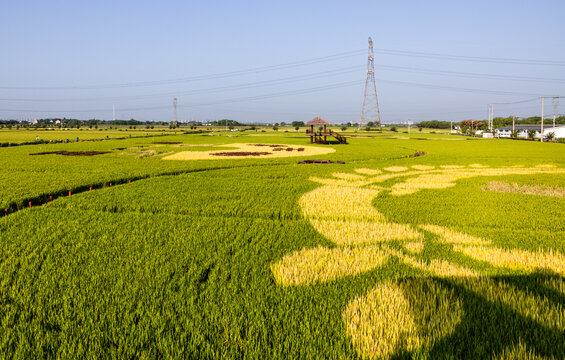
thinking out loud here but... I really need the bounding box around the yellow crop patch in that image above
[411,165,435,170]
[310,219,422,246]
[495,341,550,360]
[163,143,334,160]
[484,181,565,197]
[344,280,463,359]
[403,241,425,254]
[454,245,565,276]
[387,247,478,278]
[420,224,491,245]
[271,246,389,286]
[299,186,383,221]
[384,166,409,172]
[455,277,565,330]
[271,163,565,358]
[354,168,383,175]
[331,172,366,181]
[343,282,419,359]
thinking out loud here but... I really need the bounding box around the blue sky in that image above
[1,0,564,123]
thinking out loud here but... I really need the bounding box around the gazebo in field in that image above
[306,116,347,144]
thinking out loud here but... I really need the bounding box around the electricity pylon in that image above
[360,37,381,129]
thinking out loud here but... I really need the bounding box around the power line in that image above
[0,66,361,102]
[0,50,366,91]
[374,64,565,84]
[0,80,362,113]
[375,78,545,97]
[373,48,565,66]
[3,47,565,92]
[490,98,540,105]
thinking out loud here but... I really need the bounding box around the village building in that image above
[495,124,565,139]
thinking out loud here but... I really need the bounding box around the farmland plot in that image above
[0,132,564,358]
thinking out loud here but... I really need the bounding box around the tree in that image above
[295,126,300,131]
[341,126,347,131]
[280,122,286,126]
[291,121,305,127]
[547,132,555,141]
[390,126,397,132]
[527,129,536,139]
[417,120,451,129]
[418,127,423,132]
[272,126,279,131]
[274,123,280,127]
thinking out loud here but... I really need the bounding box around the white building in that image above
[495,124,565,140]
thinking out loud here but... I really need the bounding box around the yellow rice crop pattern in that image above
[387,166,565,196]
[354,168,383,175]
[343,279,463,359]
[454,245,565,276]
[419,224,491,245]
[163,143,334,160]
[403,241,425,254]
[310,219,422,246]
[331,172,367,181]
[343,281,419,359]
[386,246,478,278]
[440,165,465,169]
[494,341,551,360]
[455,277,565,331]
[271,246,389,286]
[383,166,409,172]
[271,163,565,358]
[299,186,384,221]
[484,181,565,198]
[411,165,435,170]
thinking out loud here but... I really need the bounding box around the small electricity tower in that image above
[360,37,381,129]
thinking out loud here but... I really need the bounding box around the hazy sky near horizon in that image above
[1,0,565,124]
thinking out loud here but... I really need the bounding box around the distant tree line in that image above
[492,116,565,128]
[210,119,241,126]
[417,120,452,129]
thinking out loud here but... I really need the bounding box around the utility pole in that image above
[553,97,559,133]
[173,97,178,123]
[540,97,544,142]
[488,104,493,131]
[360,37,381,130]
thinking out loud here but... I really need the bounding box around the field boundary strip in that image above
[0,129,209,148]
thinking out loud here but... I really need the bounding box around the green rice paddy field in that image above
[1,129,564,359]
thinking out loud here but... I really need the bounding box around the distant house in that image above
[495,124,565,139]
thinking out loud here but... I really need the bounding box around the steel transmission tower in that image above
[360,37,381,129]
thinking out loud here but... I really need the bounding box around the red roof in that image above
[306,116,331,126]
